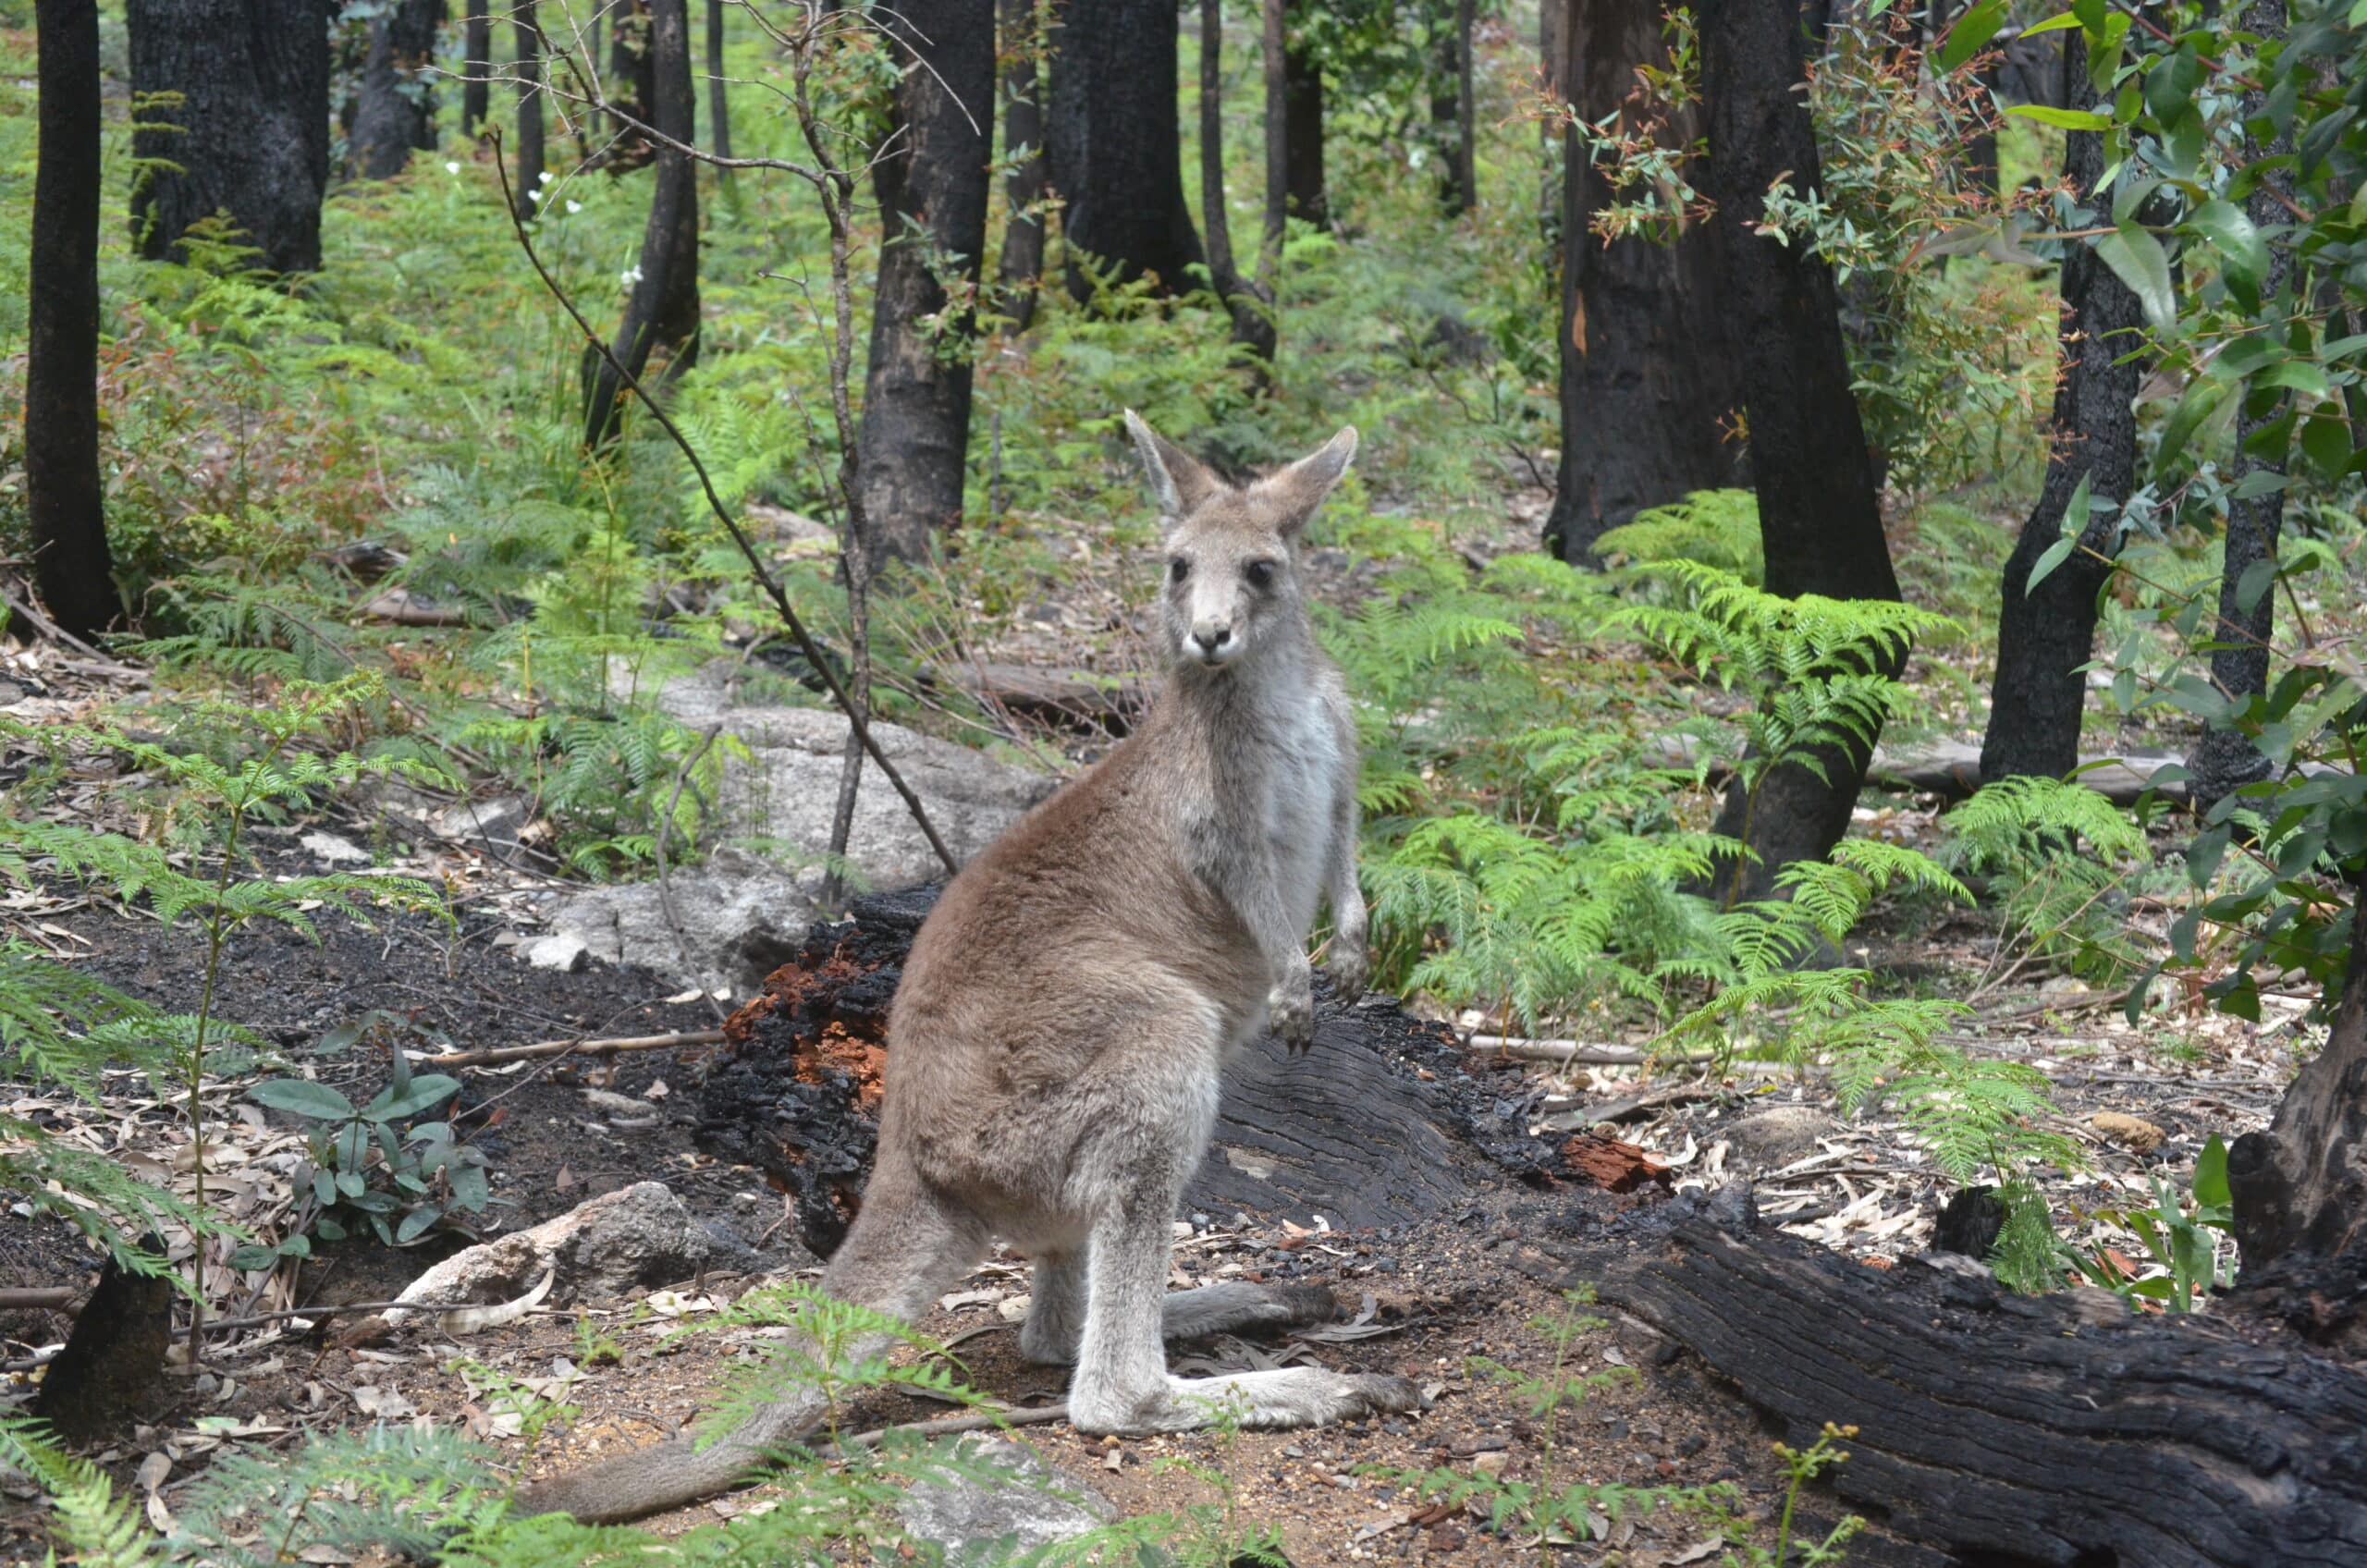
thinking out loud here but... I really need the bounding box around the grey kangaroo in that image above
[516,414,1418,1523]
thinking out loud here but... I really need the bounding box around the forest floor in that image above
[0,488,2319,1565]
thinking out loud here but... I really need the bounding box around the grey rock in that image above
[1719,1106,1841,1170]
[389,1182,738,1318]
[433,792,533,851]
[549,664,1054,994]
[526,933,590,973]
[896,1436,1116,1563]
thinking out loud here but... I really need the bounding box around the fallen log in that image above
[1575,1191,2367,1568]
[693,887,1558,1255]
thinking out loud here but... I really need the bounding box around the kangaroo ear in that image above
[1124,410,1223,522]
[1257,426,1358,531]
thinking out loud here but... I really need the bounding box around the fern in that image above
[1944,777,2153,984]
[1593,488,1764,582]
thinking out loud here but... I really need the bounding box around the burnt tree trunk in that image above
[582,0,699,447]
[695,888,1518,1256]
[1580,1195,2367,1568]
[705,0,733,185]
[1980,72,2140,784]
[126,0,331,274]
[2188,0,2295,808]
[852,0,995,570]
[30,1246,170,1445]
[1544,0,1742,564]
[1451,0,1478,214]
[994,0,1048,329]
[461,3,490,133]
[2226,856,2367,1352]
[1195,0,1276,370]
[515,0,546,202]
[1699,0,1902,901]
[349,0,445,178]
[28,0,118,644]
[606,0,658,168]
[1045,0,1203,298]
[1282,39,1325,227]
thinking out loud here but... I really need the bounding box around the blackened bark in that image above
[462,3,490,133]
[610,0,655,158]
[2189,0,2295,807]
[30,1245,170,1444]
[853,0,995,570]
[349,0,445,178]
[515,0,546,201]
[28,0,117,644]
[1452,0,1478,214]
[1193,0,1276,369]
[1545,0,1742,564]
[705,0,733,176]
[995,0,1047,328]
[582,0,699,447]
[127,0,331,274]
[2226,862,2367,1353]
[1283,41,1325,227]
[1699,0,1902,901]
[1981,101,2140,783]
[1046,0,1203,297]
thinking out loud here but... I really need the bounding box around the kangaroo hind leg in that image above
[1065,1197,1417,1435]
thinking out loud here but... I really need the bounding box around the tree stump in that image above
[693,888,1542,1256]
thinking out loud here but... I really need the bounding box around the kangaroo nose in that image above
[1192,625,1231,654]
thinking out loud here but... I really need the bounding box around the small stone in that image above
[526,934,590,973]
[1469,1452,1509,1477]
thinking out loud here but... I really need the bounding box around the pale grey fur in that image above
[513,417,1411,1524]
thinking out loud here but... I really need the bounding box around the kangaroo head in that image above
[1124,411,1358,672]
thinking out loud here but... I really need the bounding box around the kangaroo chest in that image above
[1242,689,1341,936]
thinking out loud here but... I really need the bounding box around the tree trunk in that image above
[126,0,331,274]
[461,3,489,133]
[1195,0,1277,371]
[1539,0,1565,245]
[581,0,699,447]
[1282,40,1325,227]
[1578,1195,2367,1568]
[705,0,733,186]
[1045,0,1203,298]
[1260,0,1287,272]
[2187,0,2295,808]
[853,0,996,571]
[2226,856,2367,1352]
[1980,65,2140,784]
[1698,0,1901,901]
[515,0,546,202]
[994,0,1048,329]
[1452,0,1478,214]
[349,0,445,178]
[27,0,117,645]
[1544,0,1742,565]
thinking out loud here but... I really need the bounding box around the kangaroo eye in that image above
[1169,557,1190,584]
[1244,559,1277,591]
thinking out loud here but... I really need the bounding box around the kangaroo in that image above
[514,415,1418,1524]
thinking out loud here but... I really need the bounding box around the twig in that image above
[484,129,958,876]
[815,1402,1071,1456]
[0,1286,81,1310]
[0,579,137,671]
[654,724,729,1026]
[1464,1034,1711,1068]
[173,1297,484,1340]
[409,1027,726,1069]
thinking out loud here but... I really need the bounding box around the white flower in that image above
[527,186,544,203]
[566,200,583,214]
[1407,146,1428,170]
[621,266,644,285]
[538,170,555,184]
[444,160,460,175]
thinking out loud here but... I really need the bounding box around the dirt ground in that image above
[0,825,2300,1563]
